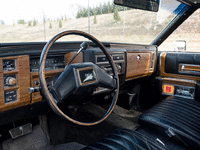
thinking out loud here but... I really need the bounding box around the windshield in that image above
[0,0,189,44]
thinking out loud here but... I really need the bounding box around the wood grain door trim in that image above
[163,77,196,87]
[179,64,200,74]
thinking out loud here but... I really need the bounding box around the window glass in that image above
[0,0,184,45]
[159,9,200,52]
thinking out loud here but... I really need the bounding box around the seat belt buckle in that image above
[165,128,176,137]
[165,128,190,148]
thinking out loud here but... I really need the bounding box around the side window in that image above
[159,9,200,52]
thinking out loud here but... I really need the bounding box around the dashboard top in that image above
[0,42,157,57]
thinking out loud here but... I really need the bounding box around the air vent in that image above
[96,54,124,64]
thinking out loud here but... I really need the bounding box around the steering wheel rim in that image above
[39,30,119,126]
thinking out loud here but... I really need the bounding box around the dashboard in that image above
[0,43,157,113]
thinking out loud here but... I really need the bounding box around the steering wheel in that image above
[39,30,119,126]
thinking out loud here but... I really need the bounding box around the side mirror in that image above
[114,0,160,12]
[172,40,186,52]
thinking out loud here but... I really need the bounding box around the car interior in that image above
[0,0,200,149]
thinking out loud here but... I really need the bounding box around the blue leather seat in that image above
[139,97,200,149]
[82,128,168,150]
[83,97,200,150]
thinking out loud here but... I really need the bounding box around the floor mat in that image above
[2,125,85,150]
[112,105,142,122]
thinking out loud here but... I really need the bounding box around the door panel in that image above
[159,52,200,101]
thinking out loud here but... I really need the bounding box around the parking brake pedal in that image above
[9,123,32,139]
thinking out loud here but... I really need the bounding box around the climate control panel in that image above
[4,90,18,103]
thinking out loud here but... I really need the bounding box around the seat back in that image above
[139,97,200,149]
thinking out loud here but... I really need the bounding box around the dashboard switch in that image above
[28,87,41,94]
[34,81,40,85]
[116,65,122,72]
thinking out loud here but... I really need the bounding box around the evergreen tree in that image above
[49,23,52,29]
[76,2,129,19]
[94,14,97,24]
[33,19,37,26]
[113,6,121,21]
[108,2,111,13]
[102,3,107,14]
[28,21,32,26]
[18,19,25,25]
[22,19,25,25]
[59,20,62,28]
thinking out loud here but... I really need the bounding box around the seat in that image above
[82,128,169,150]
[139,96,200,149]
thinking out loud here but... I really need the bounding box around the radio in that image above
[95,53,125,75]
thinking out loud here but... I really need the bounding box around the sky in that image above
[0,0,113,25]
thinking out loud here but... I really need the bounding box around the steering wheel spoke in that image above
[95,65,116,90]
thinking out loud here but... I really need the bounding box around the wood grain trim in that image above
[77,67,97,86]
[0,55,30,112]
[65,52,83,64]
[179,64,200,72]
[160,52,200,81]
[3,70,19,75]
[126,52,155,80]
[160,52,167,75]
[163,78,196,87]
[31,69,64,77]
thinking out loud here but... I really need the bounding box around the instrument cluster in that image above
[30,55,65,72]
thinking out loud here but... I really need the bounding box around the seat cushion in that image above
[139,97,200,149]
[82,129,168,150]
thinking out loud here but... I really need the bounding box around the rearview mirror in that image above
[114,0,160,12]
[172,40,186,52]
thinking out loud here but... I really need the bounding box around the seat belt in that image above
[165,128,190,148]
